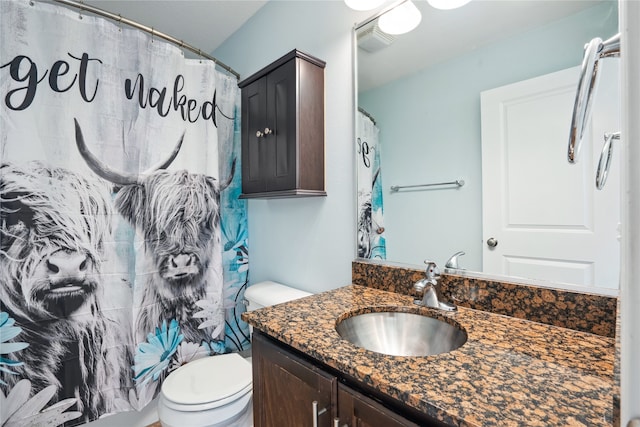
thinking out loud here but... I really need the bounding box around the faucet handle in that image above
[423,260,440,280]
[445,251,466,270]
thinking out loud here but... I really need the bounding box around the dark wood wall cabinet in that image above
[239,49,326,199]
[252,331,446,427]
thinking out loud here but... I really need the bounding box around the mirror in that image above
[355,0,620,294]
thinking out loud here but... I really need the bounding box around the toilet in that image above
[158,281,312,427]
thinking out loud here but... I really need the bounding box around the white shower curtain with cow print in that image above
[356,110,386,260]
[0,1,249,425]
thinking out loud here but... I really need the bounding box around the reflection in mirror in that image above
[355,0,619,294]
[356,109,387,260]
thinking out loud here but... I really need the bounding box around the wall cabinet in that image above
[239,49,326,198]
[252,331,435,427]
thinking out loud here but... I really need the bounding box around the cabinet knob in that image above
[264,127,273,135]
[255,130,264,138]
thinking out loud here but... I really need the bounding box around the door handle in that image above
[312,401,327,427]
[487,238,498,248]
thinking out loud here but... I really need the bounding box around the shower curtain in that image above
[356,110,386,260]
[0,1,249,425]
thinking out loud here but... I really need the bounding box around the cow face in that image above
[0,162,112,320]
[115,170,221,294]
[72,119,234,299]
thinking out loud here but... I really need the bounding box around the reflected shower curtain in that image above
[0,1,248,425]
[356,110,386,259]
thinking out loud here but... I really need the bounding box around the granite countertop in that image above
[243,285,616,427]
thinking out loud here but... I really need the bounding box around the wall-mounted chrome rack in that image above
[390,178,465,193]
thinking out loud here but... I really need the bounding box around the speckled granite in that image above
[352,259,618,337]
[613,299,621,426]
[243,285,616,427]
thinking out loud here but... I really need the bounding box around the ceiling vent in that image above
[357,23,395,53]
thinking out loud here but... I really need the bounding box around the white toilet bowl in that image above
[158,353,253,427]
[158,281,312,427]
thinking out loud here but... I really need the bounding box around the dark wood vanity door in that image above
[337,383,420,427]
[252,332,337,427]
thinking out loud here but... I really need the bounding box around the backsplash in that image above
[352,260,617,338]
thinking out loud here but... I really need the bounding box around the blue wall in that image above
[359,1,618,270]
[214,2,371,294]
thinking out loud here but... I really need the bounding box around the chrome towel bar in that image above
[390,179,465,192]
[568,33,620,164]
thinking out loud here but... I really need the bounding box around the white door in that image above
[481,64,620,290]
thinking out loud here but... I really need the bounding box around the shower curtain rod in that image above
[358,107,377,125]
[47,0,240,79]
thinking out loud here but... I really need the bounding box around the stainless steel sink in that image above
[335,310,467,357]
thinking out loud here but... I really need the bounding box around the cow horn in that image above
[141,132,185,175]
[75,119,140,186]
[220,158,237,192]
[74,119,185,186]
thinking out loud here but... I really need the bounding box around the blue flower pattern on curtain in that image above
[356,110,387,260]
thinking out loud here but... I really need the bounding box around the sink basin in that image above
[335,310,467,357]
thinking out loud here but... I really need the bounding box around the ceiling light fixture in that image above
[344,0,387,11]
[426,0,472,10]
[378,0,422,35]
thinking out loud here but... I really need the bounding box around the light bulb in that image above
[378,0,422,35]
[344,0,386,11]
[427,0,472,10]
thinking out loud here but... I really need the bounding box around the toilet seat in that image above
[161,353,252,412]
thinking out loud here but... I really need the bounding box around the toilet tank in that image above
[243,281,312,311]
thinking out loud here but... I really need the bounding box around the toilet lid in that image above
[161,353,252,406]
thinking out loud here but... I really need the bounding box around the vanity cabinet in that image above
[252,331,437,427]
[252,330,336,426]
[336,383,420,427]
[239,49,326,199]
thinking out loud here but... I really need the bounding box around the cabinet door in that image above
[241,76,267,194]
[337,383,420,427]
[253,332,336,427]
[265,58,297,192]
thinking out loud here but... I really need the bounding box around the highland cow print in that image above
[0,162,132,423]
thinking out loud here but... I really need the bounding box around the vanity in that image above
[243,261,617,426]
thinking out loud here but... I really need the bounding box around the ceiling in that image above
[357,0,608,91]
[84,0,268,57]
[78,0,606,90]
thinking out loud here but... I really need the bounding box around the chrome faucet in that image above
[413,260,456,311]
[444,251,466,270]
